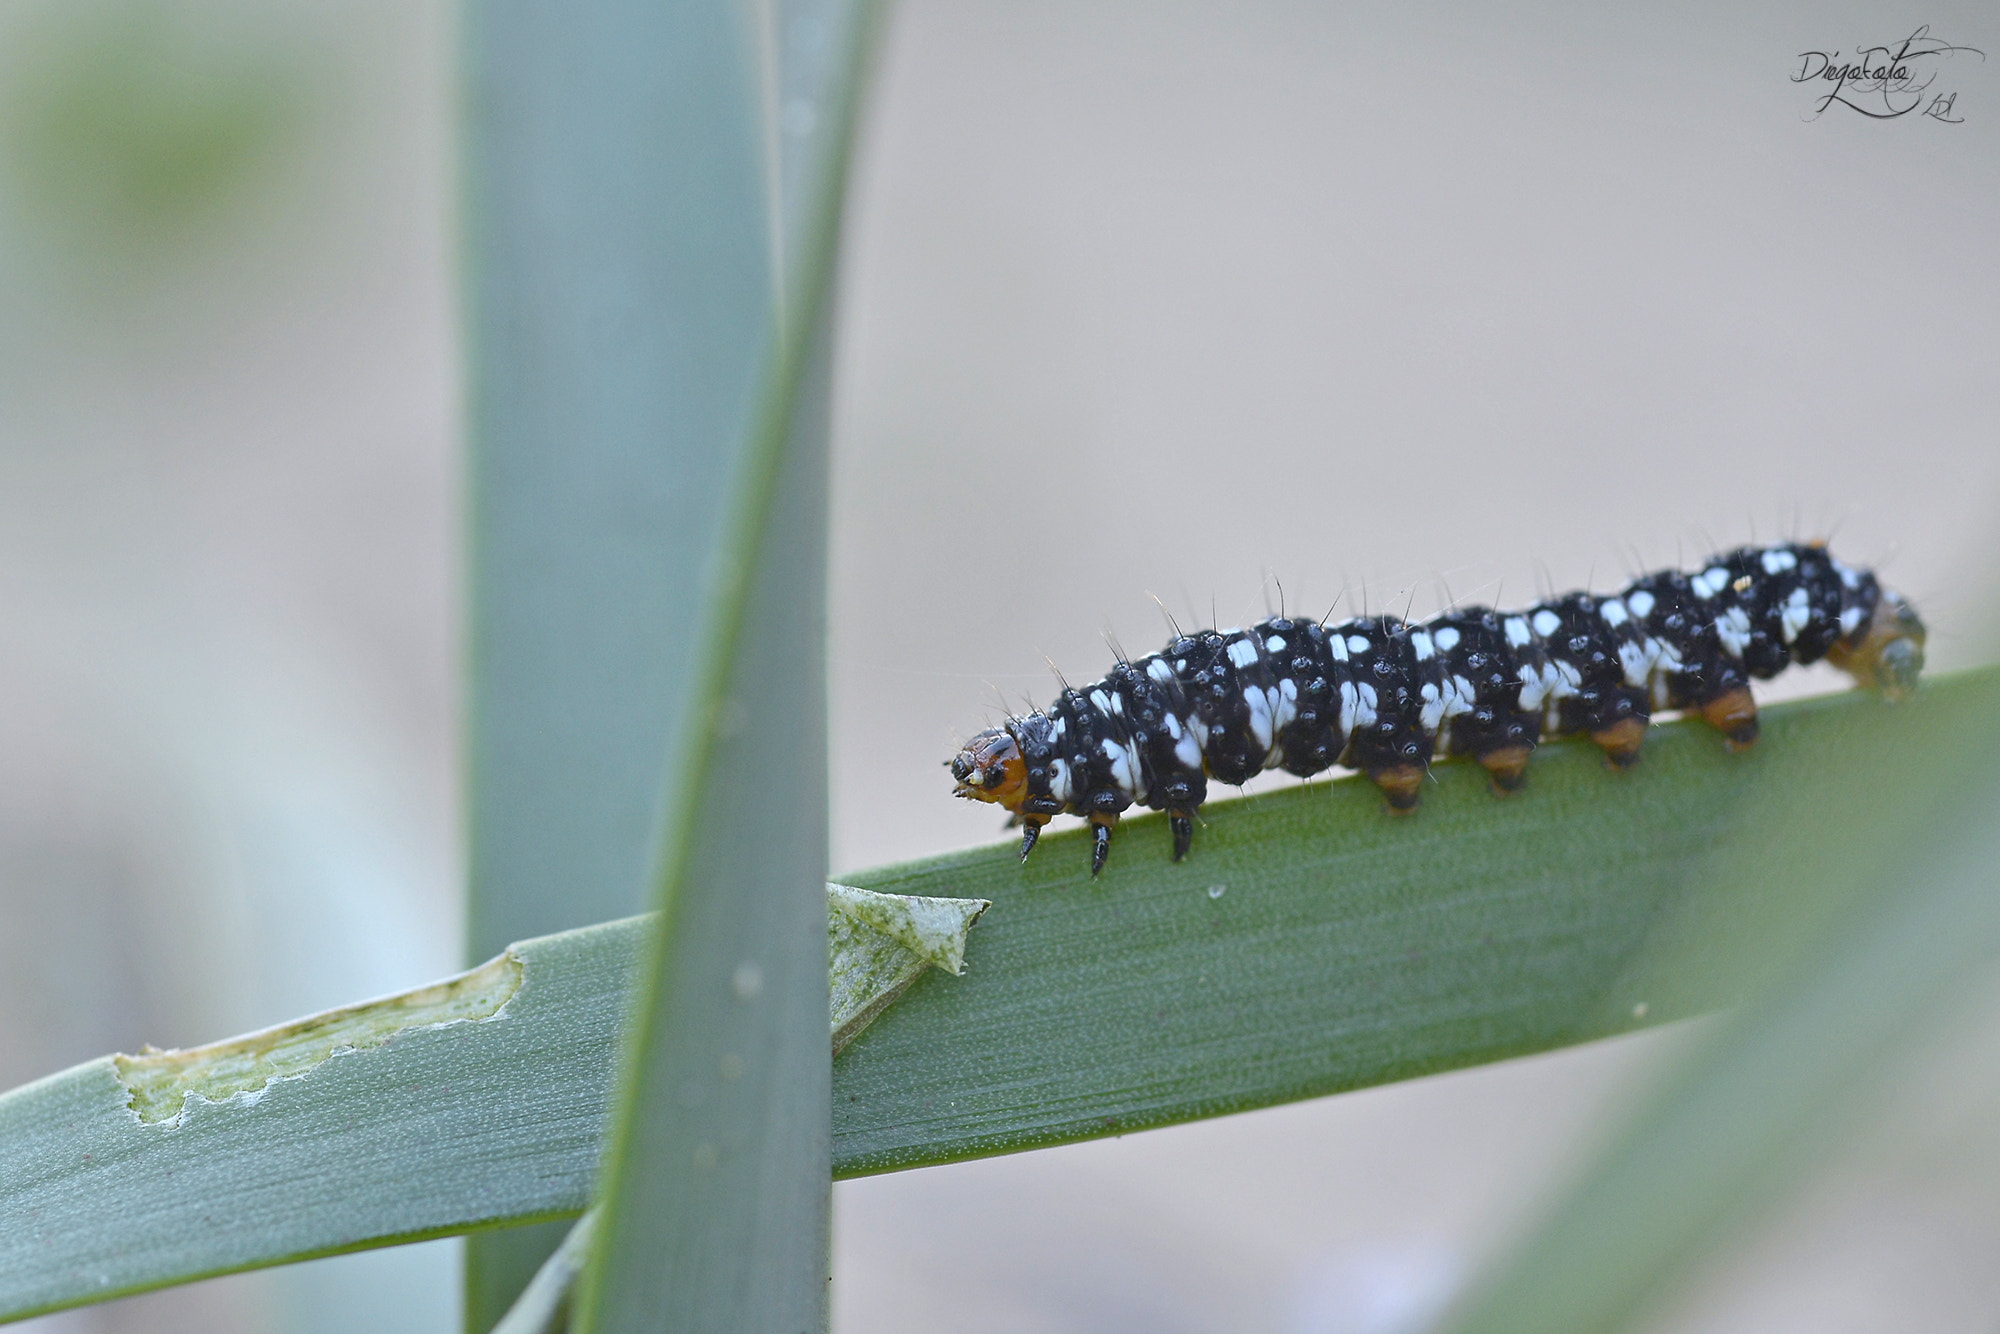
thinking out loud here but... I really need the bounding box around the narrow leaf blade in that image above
[572,3,877,1329]
[459,0,782,1320]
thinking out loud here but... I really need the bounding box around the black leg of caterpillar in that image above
[1088,812,1117,876]
[1169,809,1195,862]
[1018,814,1049,862]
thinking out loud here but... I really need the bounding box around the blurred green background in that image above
[0,1,1994,1332]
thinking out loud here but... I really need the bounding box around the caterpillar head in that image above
[1830,589,1927,701]
[948,727,1028,811]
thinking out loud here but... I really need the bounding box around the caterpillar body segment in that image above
[947,543,1924,874]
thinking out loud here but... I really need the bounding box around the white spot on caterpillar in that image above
[1346,634,1370,655]
[1419,681,1446,733]
[1599,599,1629,628]
[1048,758,1072,802]
[1531,609,1561,638]
[1518,660,1581,713]
[1340,680,1378,730]
[1411,630,1435,661]
[1186,716,1210,747]
[1691,568,1729,599]
[1426,677,1474,746]
[1101,737,1142,797]
[1089,689,1113,717]
[1266,635,1287,653]
[1645,635,1684,709]
[1840,605,1864,634]
[1433,626,1461,652]
[1517,666,1550,712]
[1162,713,1183,739]
[1780,587,1811,644]
[1762,548,1798,575]
[1717,606,1753,656]
[1051,717,1066,739]
[1504,617,1531,647]
[1271,680,1297,735]
[1243,686,1274,752]
[1147,658,1176,687]
[1627,590,1656,619]
[1834,560,1862,590]
[1549,661,1582,727]
[1328,635,1349,662]
[1174,732,1202,770]
[1618,638,1655,687]
[1227,637,1259,669]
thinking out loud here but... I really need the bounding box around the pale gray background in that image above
[1,1,1995,1331]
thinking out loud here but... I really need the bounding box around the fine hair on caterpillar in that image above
[947,542,1926,875]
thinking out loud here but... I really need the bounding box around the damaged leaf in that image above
[829,883,988,1055]
[0,879,987,1323]
[115,953,523,1126]
[2,676,1991,1322]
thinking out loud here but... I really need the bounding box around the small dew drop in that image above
[732,962,764,1001]
[1207,884,1227,900]
[1631,1001,1650,1020]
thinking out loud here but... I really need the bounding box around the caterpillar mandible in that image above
[948,542,1925,875]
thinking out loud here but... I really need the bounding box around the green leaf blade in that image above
[1436,669,2000,1334]
[567,0,881,1324]
[458,0,792,1317]
[828,679,1988,1175]
[5,675,1990,1323]
[0,918,644,1324]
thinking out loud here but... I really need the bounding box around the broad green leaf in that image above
[1,675,1987,1323]
[0,916,641,1325]
[0,882,983,1325]
[1435,668,2000,1334]
[829,674,1997,1173]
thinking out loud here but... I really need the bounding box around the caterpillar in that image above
[948,542,1925,875]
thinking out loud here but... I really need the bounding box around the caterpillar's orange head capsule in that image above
[1830,590,1928,702]
[948,728,1028,811]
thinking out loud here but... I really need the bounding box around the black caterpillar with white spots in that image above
[949,542,1925,874]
